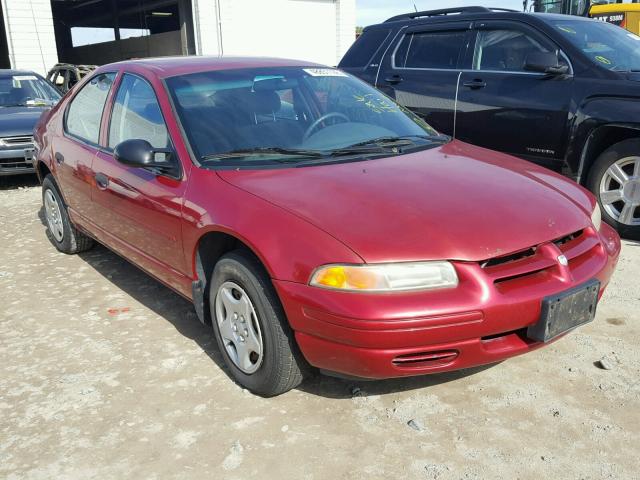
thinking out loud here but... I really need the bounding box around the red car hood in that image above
[217,141,594,263]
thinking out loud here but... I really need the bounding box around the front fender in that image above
[569,95,640,182]
[181,169,364,284]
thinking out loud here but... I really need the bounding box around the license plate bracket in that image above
[527,279,600,343]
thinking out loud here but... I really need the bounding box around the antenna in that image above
[414,3,418,12]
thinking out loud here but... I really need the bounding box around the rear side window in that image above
[66,72,116,144]
[395,30,467,69]
[340,28,391,68]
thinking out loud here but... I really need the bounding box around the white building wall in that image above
[336,0,356,64]
[1,0,57,74]
[193,0,355,66]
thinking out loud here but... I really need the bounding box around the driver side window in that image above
[108,74,169,150]
[473,29,558,72]
[66,72,116,144]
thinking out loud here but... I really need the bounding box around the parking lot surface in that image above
[1,176,639,480]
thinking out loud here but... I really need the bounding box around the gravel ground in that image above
[1,175,639,480]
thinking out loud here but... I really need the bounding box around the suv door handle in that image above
[95,172,109,190]
[54,152,64,164]
[384,75,403,85]
[463,79,487,89]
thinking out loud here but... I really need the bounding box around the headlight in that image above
[591,203,602,231]
[309,261,458,292]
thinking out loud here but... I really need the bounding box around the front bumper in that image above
[0,147,36,176]
[275,224,621,379]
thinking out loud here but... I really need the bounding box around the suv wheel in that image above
[42,175,94,254]
[587,139,640,240]
[209,250,307,396]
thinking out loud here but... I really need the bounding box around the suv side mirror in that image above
[114,139,178,176]
[524,52,569,75]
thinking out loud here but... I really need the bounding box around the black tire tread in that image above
[42,174,95,254]
[586,138,640,240]
[210,249,306,396]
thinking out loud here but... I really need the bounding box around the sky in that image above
[356,0,525,27]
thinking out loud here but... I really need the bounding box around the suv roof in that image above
[378,6,593,26]
[384,6,519,23]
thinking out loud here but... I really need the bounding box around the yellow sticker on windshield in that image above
[353,93,398,113]
[558,26,576,34]
[595,55,612,65]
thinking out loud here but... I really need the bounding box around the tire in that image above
[587,138,640,240]
[209,250,306,396]
[42,174,94,254]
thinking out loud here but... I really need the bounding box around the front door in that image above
[455,20,573,170]
[377,22,472,136]
[55,72,116,221]
[91,73,188,289]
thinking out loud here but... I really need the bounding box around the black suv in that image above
[339,6,640,239]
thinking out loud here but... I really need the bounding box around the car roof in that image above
[95,56,326,80]
[0,69,41,76]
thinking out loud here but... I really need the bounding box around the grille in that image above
[0,157,32,169]
[480,228,600,288]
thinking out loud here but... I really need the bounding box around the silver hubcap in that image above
[214,281,264,374]
[600,156,640,226]
[44,189,64,242]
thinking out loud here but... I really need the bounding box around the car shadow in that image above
[0,174,39,190]
[37,206,499,399]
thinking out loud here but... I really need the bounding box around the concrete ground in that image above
[1,174,639,480]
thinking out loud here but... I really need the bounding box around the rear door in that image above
[91,72,188,288]
[55,72,116,221]
[455,20,573,169]
[377,21,472,136]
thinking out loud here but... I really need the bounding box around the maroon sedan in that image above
[34,57,621,396]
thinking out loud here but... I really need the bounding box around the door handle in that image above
[95,173,109,190]
[384,75,403,85]
[463,79,487,89]
[54,152,64,164]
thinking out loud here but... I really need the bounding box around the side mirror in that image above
[524,52,569,75]
[114,139,178,176]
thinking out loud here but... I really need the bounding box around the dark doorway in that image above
[50,0,195,66]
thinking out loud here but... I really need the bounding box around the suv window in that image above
[66,72,116,144]
[341,28,391,68]
[108,74,169,149]
[395,30,467,69]
[473,29,551,72]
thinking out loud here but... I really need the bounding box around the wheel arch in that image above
[190,229,274,326]
[578,124,640,185]
[35,160,52,184]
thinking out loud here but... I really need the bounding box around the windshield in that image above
[0,74,61,108]
[551,19,640,72]
[166,66,443,167]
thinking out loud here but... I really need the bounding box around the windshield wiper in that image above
[329,134,448,155]
[201,147,327,162]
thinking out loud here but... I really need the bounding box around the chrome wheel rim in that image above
[599,156,640,226]
[214,281,264,374]
[44,189,64,242]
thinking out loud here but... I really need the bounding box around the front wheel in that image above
[209,250,307,396]
[587,139,640,240]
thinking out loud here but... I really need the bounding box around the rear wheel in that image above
[587,139,640,240]
[209,250,306,396]
[42,175,94,254]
